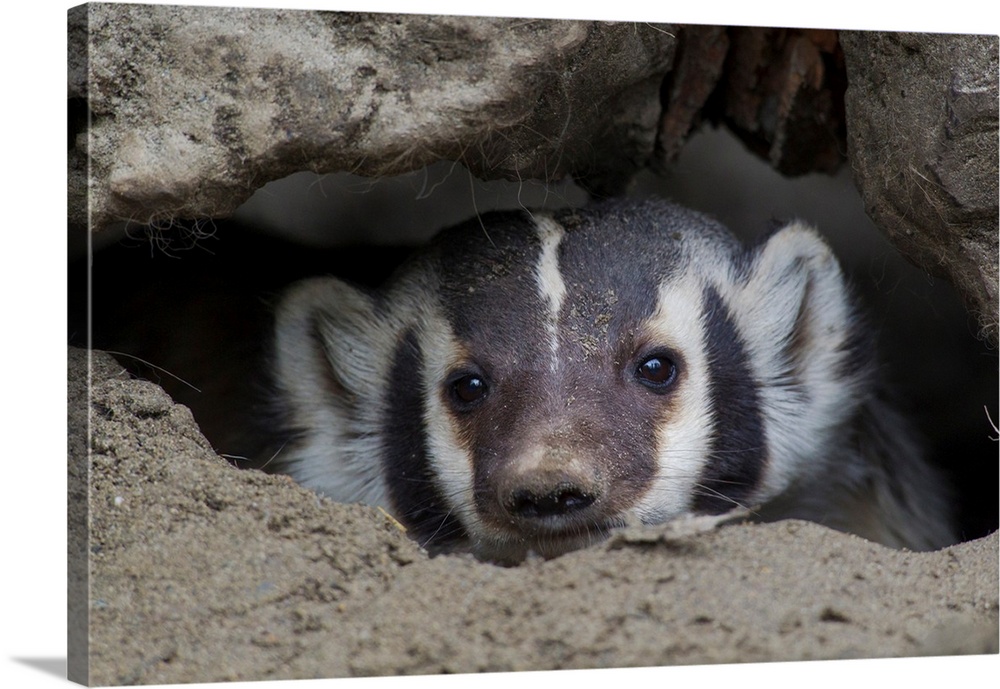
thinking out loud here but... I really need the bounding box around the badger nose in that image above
[507,481,597,519]
[485,442,609,528]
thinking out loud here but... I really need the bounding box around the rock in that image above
[841,31,999,345]
[68,4,676,233]
[69,7,998,346]
[659,28,997,346]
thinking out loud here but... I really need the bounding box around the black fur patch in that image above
[693,284,767,514]
[381,328,468,550]
[434,211,552,363]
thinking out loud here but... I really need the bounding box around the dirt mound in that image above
[70,347,998,685]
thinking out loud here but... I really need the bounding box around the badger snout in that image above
[481,442,614,535]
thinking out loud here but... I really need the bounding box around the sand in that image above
[69,347,998,685]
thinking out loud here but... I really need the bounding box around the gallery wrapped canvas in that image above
[66,2,998,686]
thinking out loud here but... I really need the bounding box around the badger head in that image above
[271,199,867,563]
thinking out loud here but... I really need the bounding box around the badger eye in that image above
[448,372,489,409]
[635,354,677,391]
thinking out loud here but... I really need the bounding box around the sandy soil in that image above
[69,347,998,685]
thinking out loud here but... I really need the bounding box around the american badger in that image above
[269,198,956,562]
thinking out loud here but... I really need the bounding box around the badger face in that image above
[273,199,864,563]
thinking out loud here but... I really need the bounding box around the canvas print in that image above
[67,2,999,685]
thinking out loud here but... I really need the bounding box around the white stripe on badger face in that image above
[417,306,488,541]
[631,273,716,524]
[532,216,567,373]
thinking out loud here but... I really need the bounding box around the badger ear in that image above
[273,276,391,412]
[730,221,859,385]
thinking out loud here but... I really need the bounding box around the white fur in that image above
[271,277,391,508]
[417,307,487,540]
[717,222,859,499]
[533,216,567,373]
[632,274,716,523]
